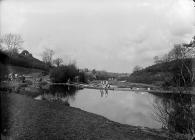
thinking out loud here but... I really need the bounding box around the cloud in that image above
[165,0,195,37]
[0,1,27,33]
[1,0,195,72]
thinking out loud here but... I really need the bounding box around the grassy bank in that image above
[1,92,184,140]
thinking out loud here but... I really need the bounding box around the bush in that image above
[0,51,9,81]
[50,64,87,83]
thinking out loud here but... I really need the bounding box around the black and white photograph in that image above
[0,0,195,139]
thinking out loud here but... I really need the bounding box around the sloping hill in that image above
[6,65,44,75]
[128,58,195,87]
[7,53,49,71]
[0,51,49,76]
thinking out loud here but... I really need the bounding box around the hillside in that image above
[6,65,44,75]
[128,58,195,87]
[7,53,49,71]
[0,51,49,77]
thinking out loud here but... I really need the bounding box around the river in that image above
[34,85,194,133]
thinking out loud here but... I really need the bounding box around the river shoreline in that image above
[0,80,193,140]
[1,92,187,140]
[50,82,195,95]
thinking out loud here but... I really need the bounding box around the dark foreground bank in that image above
[1,93,185,140]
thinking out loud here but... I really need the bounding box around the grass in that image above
[1,93,176,140]
[7,65,44,75]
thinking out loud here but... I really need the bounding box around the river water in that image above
[34,85,194,132]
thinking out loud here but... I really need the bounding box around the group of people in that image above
[8,73,25,83]
[100,80,110,89]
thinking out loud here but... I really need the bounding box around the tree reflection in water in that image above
[152,93,194,135]
[39,85,78,106]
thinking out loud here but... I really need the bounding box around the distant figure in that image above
[14,73,18,78]
[21,75,25,83]
[8,73,13,81]
[105,88,108,96]
[100,89,104,97]
[39,77,42,82]
[101,80,110,89]
[11,73,14,81]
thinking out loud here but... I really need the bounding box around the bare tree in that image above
[152,95,193,135]
[153,56,161,64]
[156,37,194,91]
[183,37,195,87]
[0,38,3,50]
[183,36,195,58]
[161,45,185,63]
[160,37,195,139]
[53,58,63,67]
[167,44,187,61]
[133,65,142,72]
[175,40,194,89]
[41,48,55,66]
[162,53,171,63]
[0,33,24,55]
[152,99,170,129]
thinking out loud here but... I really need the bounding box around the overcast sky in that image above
[1,0,195,72]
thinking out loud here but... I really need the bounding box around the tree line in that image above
[0,33,88,83]
[153,38,195,64]
[129,36,195,90]
[154,36,195,89]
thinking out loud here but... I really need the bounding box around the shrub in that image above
[50,64,87,83]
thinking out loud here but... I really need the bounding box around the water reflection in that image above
[35,85,78,106]
[34,85,194,134]
[152,93,194,134]
[70,89,161,128]
[100,89,108,97]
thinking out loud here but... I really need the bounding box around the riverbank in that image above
[4,71,194,95]
[50,82,195,95]
[1,92,187,140]
[2,79,194,97]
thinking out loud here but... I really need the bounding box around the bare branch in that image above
[0,33,24,55]
[41,48,55,66]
